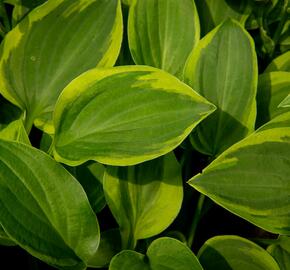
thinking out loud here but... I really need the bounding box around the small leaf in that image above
[103,153,183,249]
[267,236,290,270]
[184,19,258,156]
[128,0,200,77]
[256,71,290,127]
[0,140,100,269]
[88,229,121,268]
[189,111,290,235]
[0,96,22,130]
[109,237,203,270]
[0,0,123,133]
[195,0,252,36]
[266,51,290,72]
[198,235,280,270]
[53,66,215,166]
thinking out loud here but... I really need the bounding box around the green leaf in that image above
[88,229,121,268]
[266,51,290,72]
[53,66,216,166]
[0,0,123,134]
[109,237,203,270]
[0,119,30,144]
[256,71,290,127]
[103,153,183,249]
[0,226,16,246]
[4,0,46,8]
[128,0,200,77]
[195,0,252,36]
[279,93,290,107]
[189,111,290,235]
[74,162,106,214]
[0,96,22,130]
[198,235,280,270]
[267,236,290,270]
[184,19,258,156]
[0,140,100,269]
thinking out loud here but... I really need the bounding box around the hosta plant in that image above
[0,0,290,269]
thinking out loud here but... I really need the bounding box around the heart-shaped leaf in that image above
[267,236,290,270]
[0,140,100,269]
[103,153,183,249]
[198,236,280,270]
[0,0,122,134]
[256,71,290,127]
[128,0,199,77]
[53,65,215,166]
[184,19,258,156]
[189,111,290,234]
[266,51,290,72]
[109,237,203,270]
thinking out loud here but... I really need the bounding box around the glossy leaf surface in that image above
[53,66,215,166]
[184,19,257,156]
[0,0,122,133]
[198,236,280,270]
[0,140,100,269]
[109,237,203,270]
[103,153,183,249]
[189,112,290,234]
[128,0,199,77]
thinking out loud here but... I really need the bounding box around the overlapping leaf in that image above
[266,50,290,72]
[189,111,290,234]
[128,0,199,77]
[0,0,123,133]
[198,236,280,270]
[184,19,258,156]
[53,66,215,166]
[267,236,290,270]
[0,140,100,269]
[103,153,183,249]
[109,237,203,270]
[195,0,252,36]
[256,71,290,126]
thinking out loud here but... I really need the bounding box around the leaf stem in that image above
[187,193,205,249]
[24,111,35,135]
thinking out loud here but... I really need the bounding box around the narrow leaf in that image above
[189,111,290,235]
[128,0,200,77]
[0,0,122,133]
[103,153,183,249]
[109,237,203,270]
[53,66,215,166]
[184,19,258,156]
[0,140,100,269]
[198,236,280,270]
